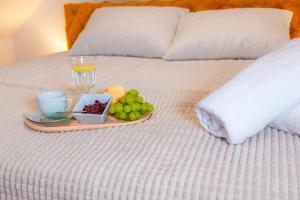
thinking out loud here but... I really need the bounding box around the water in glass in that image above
[70,56,96,93]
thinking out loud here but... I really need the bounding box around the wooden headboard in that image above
[64,0,300,49]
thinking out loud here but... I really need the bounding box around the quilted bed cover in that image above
[0,53,299,200]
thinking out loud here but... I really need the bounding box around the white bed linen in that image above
[0,52,248,91]
[0,54,299,200]
[71,7,188,58]
[164,8,292,60]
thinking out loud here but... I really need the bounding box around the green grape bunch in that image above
[108,89,154,121]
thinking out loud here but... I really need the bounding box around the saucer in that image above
[24,112,72,123]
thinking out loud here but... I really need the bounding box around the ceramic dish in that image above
[24,112,72,123]
[72,94,112,124]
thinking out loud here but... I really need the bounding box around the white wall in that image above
[0,38,16,66]
[0,0,42,66]
[14,0,100,61]
[0,0,42,38]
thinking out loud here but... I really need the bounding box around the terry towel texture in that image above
[196,39,300,144]
[270,102,300,134]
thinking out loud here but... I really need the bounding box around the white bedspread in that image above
[0,52,248,91]
[0,53,299,200]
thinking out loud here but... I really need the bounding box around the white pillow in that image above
[164,8,293,60]
[71,6,188,58]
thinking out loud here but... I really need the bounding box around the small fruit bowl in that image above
[73,94,112,124]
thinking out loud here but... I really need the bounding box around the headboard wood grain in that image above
[65,0,300,49]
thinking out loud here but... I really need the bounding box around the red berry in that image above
[81,99,108,114]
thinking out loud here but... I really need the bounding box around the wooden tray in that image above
[24,114,152,133]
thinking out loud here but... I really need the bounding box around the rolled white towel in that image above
[270,102,300,134]
[196,39,300,144]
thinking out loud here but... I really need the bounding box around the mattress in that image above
[0,53,299,200]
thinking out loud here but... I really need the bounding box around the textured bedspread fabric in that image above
[0,54,300,200]
[0,52,249,91]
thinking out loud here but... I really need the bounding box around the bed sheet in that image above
[0,54,299,200]
[0,52,249,92]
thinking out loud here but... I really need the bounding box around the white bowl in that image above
[73,94,112,124]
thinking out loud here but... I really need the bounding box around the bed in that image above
[1,1,300,200]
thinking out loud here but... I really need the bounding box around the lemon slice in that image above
[72,64,96,71]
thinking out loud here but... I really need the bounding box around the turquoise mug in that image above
[37,91,72,118]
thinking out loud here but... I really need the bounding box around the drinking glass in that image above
[70,56,96,93]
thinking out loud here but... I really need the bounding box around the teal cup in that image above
[37,91,72,119]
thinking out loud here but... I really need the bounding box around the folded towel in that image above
[269,102,300,134]
[196,39,300,144]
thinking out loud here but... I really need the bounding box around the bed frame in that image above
[64,0,300,49]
